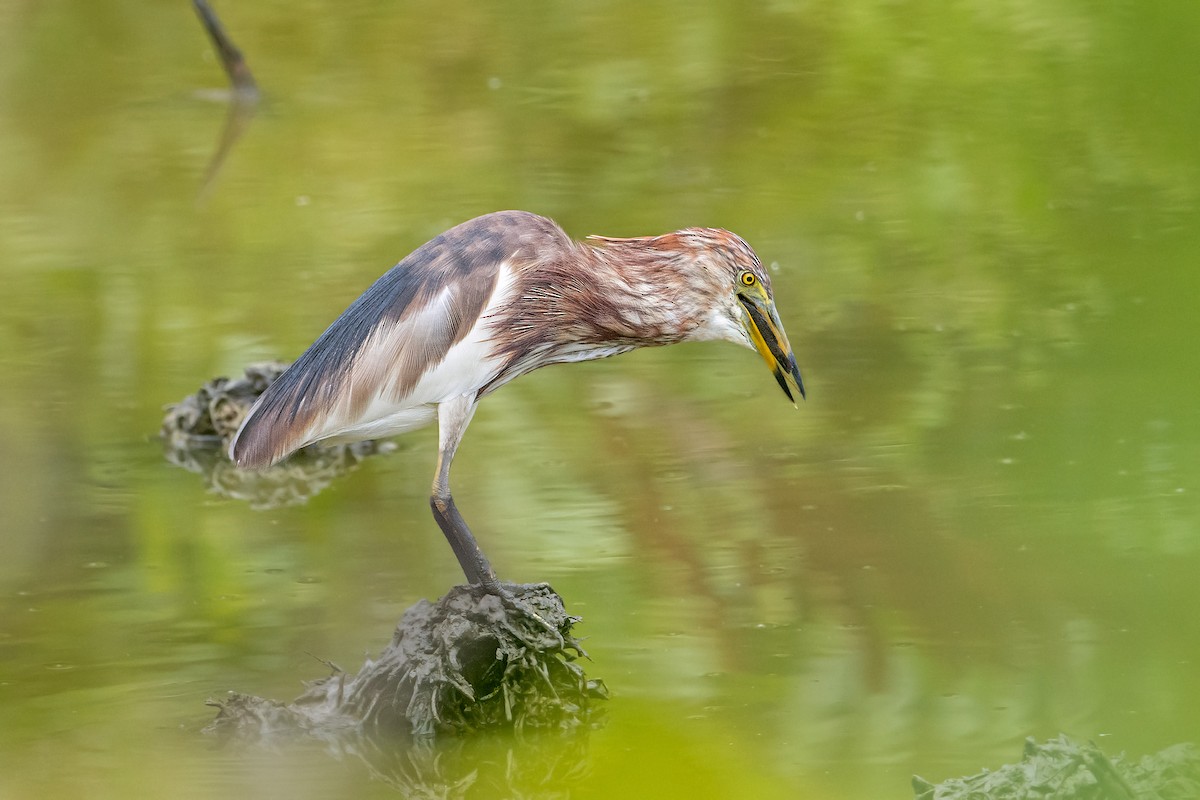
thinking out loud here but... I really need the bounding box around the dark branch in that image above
[192,0,259,98]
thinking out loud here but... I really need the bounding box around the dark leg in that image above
[430,492,500,593]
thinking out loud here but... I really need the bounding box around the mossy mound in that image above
[914,734,1200,800]
[206,583,606,740]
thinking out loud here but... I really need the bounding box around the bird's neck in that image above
[480,236,724,393]
[568,239,714,345]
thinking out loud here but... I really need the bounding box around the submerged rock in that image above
[161,361,394,508]
[913,734,1200,800]
[206,583,606,740]
[162,361,287,446]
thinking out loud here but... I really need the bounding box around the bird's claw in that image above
[471,582,566,651]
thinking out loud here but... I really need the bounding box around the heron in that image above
[229,210,804,598]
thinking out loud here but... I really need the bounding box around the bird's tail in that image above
[227,365,318,469]
[227,395,278,469]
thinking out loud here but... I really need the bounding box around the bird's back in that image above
[229,211,572,469]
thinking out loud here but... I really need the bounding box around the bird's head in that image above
[587,226,805,404]
[701,231,806,404]
[726,256,806,404]
[655,228,806,404]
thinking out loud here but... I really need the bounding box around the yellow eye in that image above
[740,272,757,287]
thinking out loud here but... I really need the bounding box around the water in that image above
[2,1,1199,797]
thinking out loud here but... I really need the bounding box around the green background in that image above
[2,1,1198,797]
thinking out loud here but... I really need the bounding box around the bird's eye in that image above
[739,272,757,287]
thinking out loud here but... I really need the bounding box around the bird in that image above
[229,210,804,598]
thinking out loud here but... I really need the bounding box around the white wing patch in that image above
[302,262,519,446]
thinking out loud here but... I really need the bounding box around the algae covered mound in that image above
[206,582,607,740]
[162,361,287,447]
[914,734,1200,800]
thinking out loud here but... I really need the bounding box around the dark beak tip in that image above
[773,366,806,405]
[788,361,806,403]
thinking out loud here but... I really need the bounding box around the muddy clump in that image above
[161,361,394,508]
[206,582,607,740]
[914,734,1200,800]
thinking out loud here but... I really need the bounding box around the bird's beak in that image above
[739,294,806,404]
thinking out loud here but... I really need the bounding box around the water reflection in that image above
[191,0,260,200]
[307,731,592,799]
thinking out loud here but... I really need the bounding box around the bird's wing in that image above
[229,211,561,469]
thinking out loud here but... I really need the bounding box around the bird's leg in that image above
[430,396,564,646]
[430,395,501,593]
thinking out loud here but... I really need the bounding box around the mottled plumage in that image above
[229,210,803,594]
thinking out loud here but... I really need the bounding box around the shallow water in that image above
[2,1,1200,797]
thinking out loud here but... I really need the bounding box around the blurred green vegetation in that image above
[1,0,1198,798]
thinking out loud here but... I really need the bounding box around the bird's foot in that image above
[468,581,568,651]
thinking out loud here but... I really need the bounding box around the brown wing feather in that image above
[229,211,562,469]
